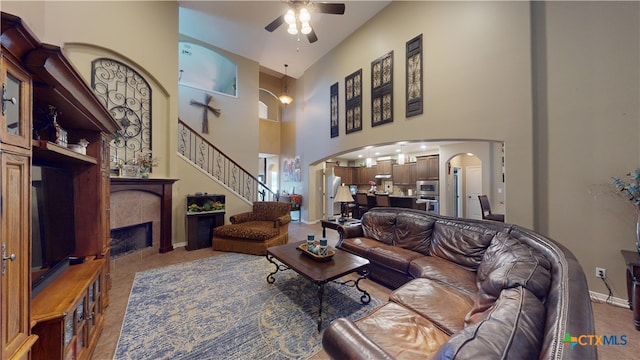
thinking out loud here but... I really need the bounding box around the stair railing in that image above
[177,119,278,203]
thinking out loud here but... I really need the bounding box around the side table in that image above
[321,218,361,238]
[621,250,640,331]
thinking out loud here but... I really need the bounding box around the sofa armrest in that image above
[339,224,364,239]
[230,211,256,224]
[322,318,394,360]
[274,214,292,227]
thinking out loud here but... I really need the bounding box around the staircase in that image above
[177,119,278,203]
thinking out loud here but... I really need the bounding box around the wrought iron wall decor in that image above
[406,34,423,117]
[371,51,393,127]
[330,82,339,138]
[345,69,362,134]
[91,58,152,165]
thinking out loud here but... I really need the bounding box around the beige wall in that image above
[298,1,533,226]
[532,1,640,297]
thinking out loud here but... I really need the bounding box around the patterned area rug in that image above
[114,253,382,359]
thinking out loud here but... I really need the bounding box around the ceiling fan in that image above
[265,1,346,43]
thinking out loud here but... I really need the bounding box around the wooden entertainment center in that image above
[1,12,119,360]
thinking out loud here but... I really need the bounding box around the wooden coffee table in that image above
[266,241,371,331]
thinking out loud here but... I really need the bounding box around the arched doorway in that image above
[446,153,482,219]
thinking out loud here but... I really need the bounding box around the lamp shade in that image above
[335,186,354,203]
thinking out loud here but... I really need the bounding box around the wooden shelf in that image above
[31,258,104,324]
[32,140,97,166]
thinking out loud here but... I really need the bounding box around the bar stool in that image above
[375,194,391,207]
[355,192,370,218]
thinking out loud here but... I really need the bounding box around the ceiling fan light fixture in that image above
[285,9,296,25]
[287,23,298,35]
[300,22,312,35]
[299,8,311,23]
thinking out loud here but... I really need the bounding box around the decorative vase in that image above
[140,168,150,179]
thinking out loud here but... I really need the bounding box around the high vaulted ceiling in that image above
[178,1,391,79]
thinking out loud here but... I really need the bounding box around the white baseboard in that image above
[589,291,629,308]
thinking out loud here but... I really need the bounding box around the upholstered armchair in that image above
[212,201,292,255]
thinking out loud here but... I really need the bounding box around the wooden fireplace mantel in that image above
[110,177,178,253]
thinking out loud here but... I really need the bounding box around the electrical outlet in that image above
[596,267,606,279]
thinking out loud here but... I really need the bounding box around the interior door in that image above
[466,165,482,219]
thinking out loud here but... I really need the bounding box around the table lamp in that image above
[334,185,355,222]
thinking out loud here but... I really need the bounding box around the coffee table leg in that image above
[355,269,371,304]
[266,254,289,284]
[317,283,325,331]
[332,268,371,305]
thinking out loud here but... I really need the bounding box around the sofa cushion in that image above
[340,237,382,258]
[213,221,279,241]
[408,256,478,297]
[433,287,545,360]
[394,212,435,255]
[355,302,450,359]
[430,221,496,271]
[362,211,397,245]
[368,245,424,274]
[466,232,552,322]
[389,278,475,335]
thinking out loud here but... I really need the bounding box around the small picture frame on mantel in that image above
[122,164,140,178]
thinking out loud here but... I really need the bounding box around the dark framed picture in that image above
[330,82,339,138]
[371,51,393,127]
[406,34,423,117]
[345,69,362,134]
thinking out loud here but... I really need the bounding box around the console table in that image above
[621,250,640,331]
[110,178,178,253]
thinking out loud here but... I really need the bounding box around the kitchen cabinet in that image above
[333,166,353,184]
[416,155,439,180]
[376,159,394,175]
[392,163,416,185]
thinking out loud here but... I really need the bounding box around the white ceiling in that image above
[178,1,392,79]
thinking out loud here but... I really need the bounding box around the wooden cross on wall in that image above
[190,94,221,134]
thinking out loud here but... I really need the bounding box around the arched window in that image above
[179,41,237,97]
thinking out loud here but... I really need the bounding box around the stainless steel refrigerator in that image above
[325,171,342,218]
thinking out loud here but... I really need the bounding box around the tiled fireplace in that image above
[110,178,178,261]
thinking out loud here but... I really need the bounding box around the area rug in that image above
[114,252,382,360]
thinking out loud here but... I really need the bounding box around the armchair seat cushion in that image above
[212,201,291,255]
[213,221,279,241]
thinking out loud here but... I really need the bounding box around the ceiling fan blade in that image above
[265,14,285,32]
[306,28,318,43]
[315,2,345,15]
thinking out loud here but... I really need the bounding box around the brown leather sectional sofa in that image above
[322,207,596,360]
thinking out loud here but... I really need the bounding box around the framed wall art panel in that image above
[406,34,423,117]
[330,82,339,138]
[371,51,393,127]
[345,69,362,134]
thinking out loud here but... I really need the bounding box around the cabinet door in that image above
[1,152,35,359]
[0,55,31,150]
[426,156,439,179]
